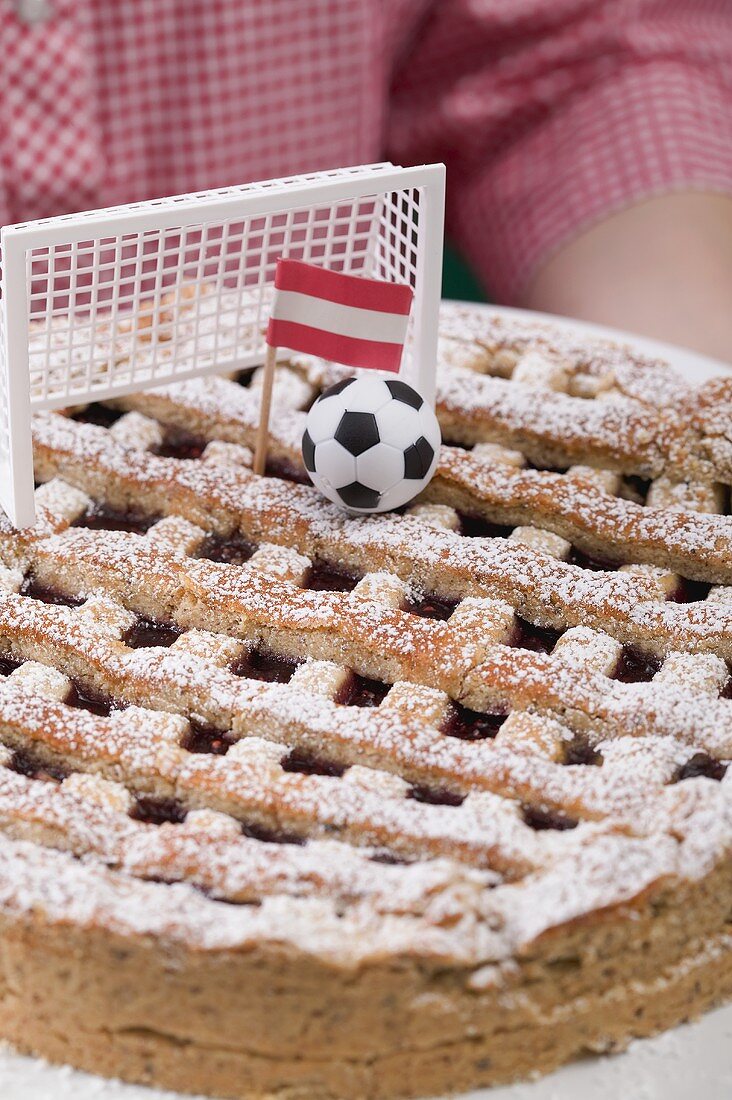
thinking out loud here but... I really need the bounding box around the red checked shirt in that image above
[2,0,732,301]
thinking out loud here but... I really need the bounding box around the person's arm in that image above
[388,1,732,362]
[524,192,732,363]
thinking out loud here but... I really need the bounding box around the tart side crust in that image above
[1,859,730,1099]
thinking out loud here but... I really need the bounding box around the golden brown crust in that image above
[0,862,731,1099]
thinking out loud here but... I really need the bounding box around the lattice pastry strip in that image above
[2,499,726,774]
[1,578,729,833]
[9,336,732,818]
[88,373,732,590]
[646,476,726,514]
[494,713,571,763]
[109,411,164,453]
[0,566,23,596]
[0,760,503,927]
[432,303,687,407]
[21,517,730,712]
[30,414,732,630]
[510,349,571,393]
[202,439,254,468]
[32,411,732,604]
[0,682,582,877]
[73,288,732,487]
[298,351,732,484]
[2,594,594,866]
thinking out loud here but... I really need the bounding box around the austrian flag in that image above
[267,259,413,373]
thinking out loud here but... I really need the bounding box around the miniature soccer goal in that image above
[0,161,445,528]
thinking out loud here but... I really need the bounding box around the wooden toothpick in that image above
[253,343,277,475]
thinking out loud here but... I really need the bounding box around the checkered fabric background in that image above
[1,0,732,301]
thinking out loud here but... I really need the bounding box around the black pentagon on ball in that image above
[337,481,381,510]
[385,378,423,410]
[322,376,356,398]
[301,429,316,473]
[403,435,435,479]
[334,410,380,456]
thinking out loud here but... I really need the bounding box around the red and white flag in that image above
[267,258,413,373]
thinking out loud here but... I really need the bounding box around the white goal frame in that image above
[0,161,445,528]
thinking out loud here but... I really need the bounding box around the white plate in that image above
[1,306,730,1100]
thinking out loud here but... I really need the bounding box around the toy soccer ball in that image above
[302,376,441,513]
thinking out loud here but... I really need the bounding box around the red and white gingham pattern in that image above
[1,0,732,300]
[1,0,102,218]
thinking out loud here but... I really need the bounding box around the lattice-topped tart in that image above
[0,301,731,1098]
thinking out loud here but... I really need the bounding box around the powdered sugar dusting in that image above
[0,300,729,984]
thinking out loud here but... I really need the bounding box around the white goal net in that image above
[0,162,445,527]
